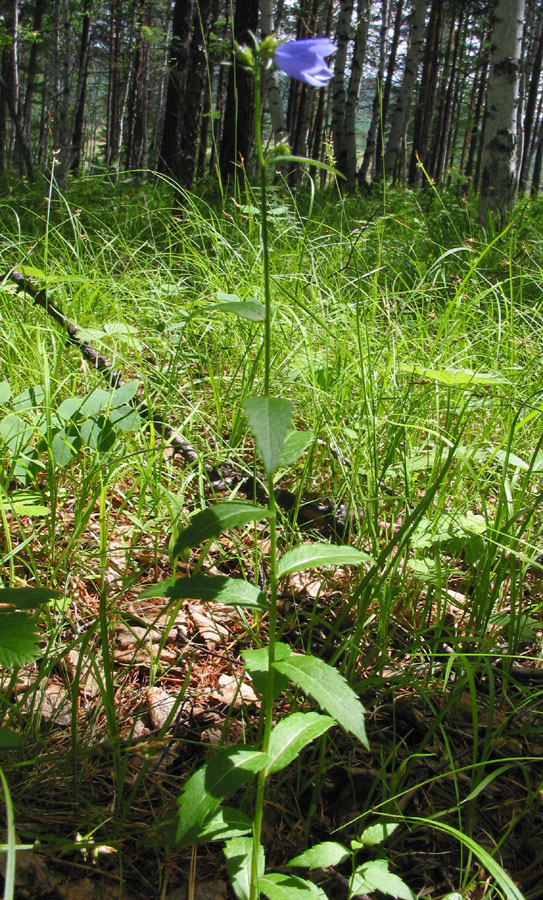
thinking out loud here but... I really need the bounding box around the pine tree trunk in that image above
[331,0,354,178]
[408,0,445,185]
[359,0,388,185]
[479,0,524,223]
[158,0,194,177]
[344,0,370,187]
[374,0,404,181]
[71,0,94,174]
[518,13,543,191]
[219,0,259,183]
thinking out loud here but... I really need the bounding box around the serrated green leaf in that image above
[172,502,269,557]
[351,822,399,848]
[266,712,335,774]
[224,837,265,900]
[288,841,348,870]
[259,873,328,900]
[109,404,141,431]
[277,430,315,468]
[0,611,40,667]
[111,379,141,407]
[277,543,370,578]
[0,587,60,609]
[350,860,415,900]
[176,747,269,845]
[244,396,293,476]
[196,807,252,841]
[141,575,267,610]
[0,382,11,405]
[273,655,367,747]
[212,299,266,322]
[242,643,291,698]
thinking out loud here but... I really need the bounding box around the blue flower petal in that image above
[274,38,337,87]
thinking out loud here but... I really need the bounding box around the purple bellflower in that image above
[273,38,337,88]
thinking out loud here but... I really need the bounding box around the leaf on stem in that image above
[350,859,415,900]
[141,575,267,610]
[242,642,292,698]
[277,430,315,468]
[176,746,269,845]
[272,654,367,747]
[288,841,349,870]
[224,837,265,900]
[277,543,370,578]
[266,712,334,774]
[244,396,293,477]
[259,873,328,899]
[172,502,270,557]
[212,291,266,322]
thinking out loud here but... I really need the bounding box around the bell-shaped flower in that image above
[273,38,337,87]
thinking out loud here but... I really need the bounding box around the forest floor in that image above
[1,176,543,900]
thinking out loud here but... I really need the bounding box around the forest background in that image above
[2,2,543,900]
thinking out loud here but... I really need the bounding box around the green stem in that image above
[250,64,278,900]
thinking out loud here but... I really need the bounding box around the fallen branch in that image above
[7,269,352,536]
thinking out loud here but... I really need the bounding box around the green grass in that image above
[1,172,543,899]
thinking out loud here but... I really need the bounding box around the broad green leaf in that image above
[109,404,141,431]
[79,389,110,417]
[0,728,22,750]
[56,397,84,420]
[266,712,335,774]
[0,414,34,452]
[12,385,44,412]
[244,396,293,476]
[350,860,415,900]
[400,363,506,387]
[111,379,141,407]
[212,299,266,322]
[0,611,40,667]
[172,502,269,557]
[141,575,267,610]
[224,837,264,900]
[288,841,348,870]
[242,643,292,698]
[259,873,328,900]
[0,587,60,609]
[176,747,269,845]
[0,382,11,405]
[51,428,79,467]
[196,807,252,842]
[351,822,399,847]
[273,655,367,747]
[277,430,315,468]
[277,543,370,578]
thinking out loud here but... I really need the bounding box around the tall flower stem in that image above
[250,62,278,900]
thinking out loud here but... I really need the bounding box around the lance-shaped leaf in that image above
[176,746,269,845]
[277,543,370,578]
[212,296,266,322]
[273,654,367,747]
[242,642,292,698]
[351,822,399,848]
[266,712,335,774]
[173,502,270,556]
[244,396,293,476]
[259,873,328,900]
[197,807,252,842]
[288,841,349,871]
[224,837,265,900]
[141,575,267,610]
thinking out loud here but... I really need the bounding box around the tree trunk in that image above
[176,0,213,188]
[408,0,445,185]
[125,0,150,171]
[384,0,428,183]
[518,13,543,191]
[331,0,354,178]
[359,0,388,185]
[374,0,404,181]
[479,0,524,224]
[219,0,259,184]
[71,0,94,174]
[344,0,370,187]
[260,0,286,143]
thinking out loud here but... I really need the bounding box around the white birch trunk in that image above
[384,0,428,181]
[479,0,524,223]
